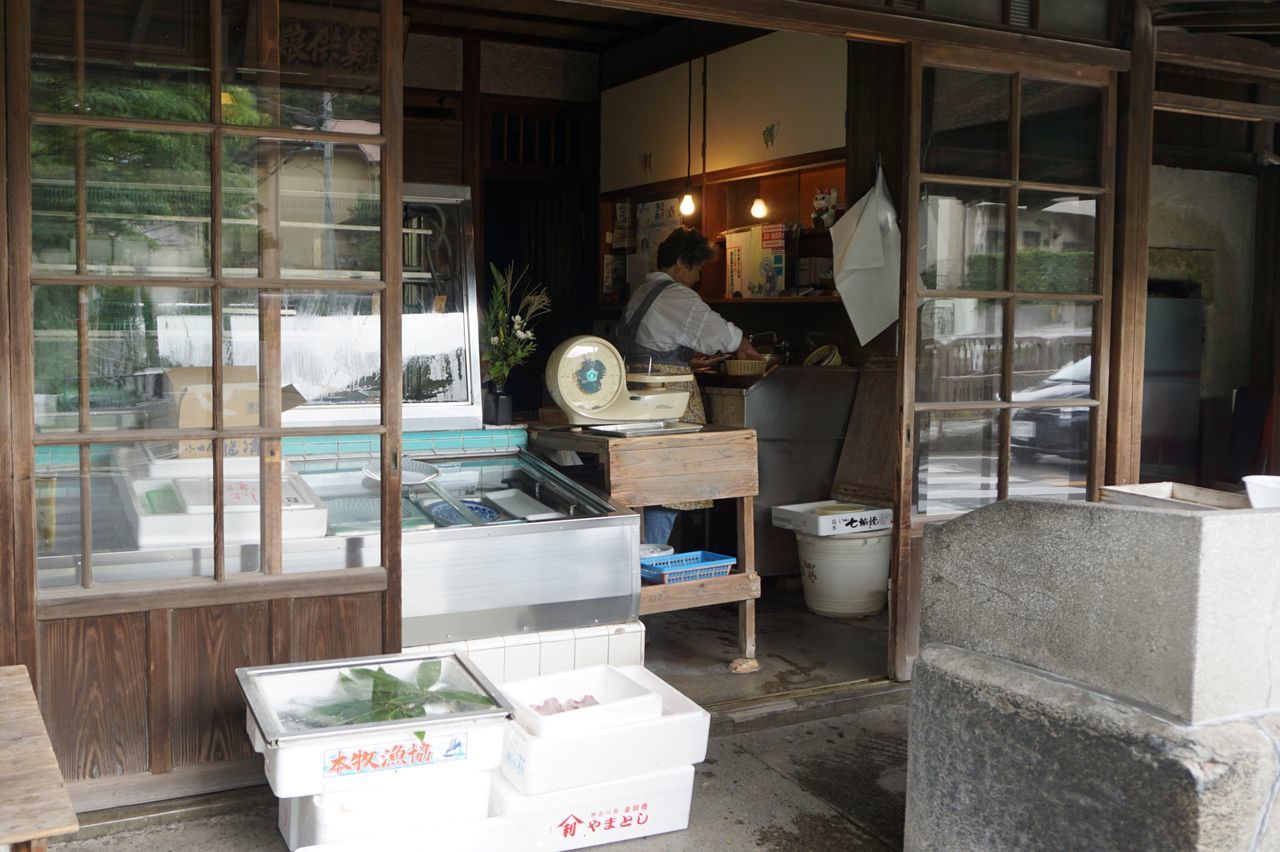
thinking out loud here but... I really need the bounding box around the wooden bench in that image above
[0,666,79,851]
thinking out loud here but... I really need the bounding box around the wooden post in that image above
[1106,0,1155,486]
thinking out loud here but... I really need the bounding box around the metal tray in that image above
[586,421,703,438]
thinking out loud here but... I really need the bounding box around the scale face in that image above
[545,335,689,426]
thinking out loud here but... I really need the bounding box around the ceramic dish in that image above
[361,459,440,486]
[425,499,505,526]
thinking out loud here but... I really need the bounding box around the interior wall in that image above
[1147,165,1258,484]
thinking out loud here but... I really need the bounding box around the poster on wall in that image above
[631,198,680,285]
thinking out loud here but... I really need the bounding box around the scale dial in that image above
[546,336,626,416]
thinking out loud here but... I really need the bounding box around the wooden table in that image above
[530,425,763,670]
[0,666,79,851]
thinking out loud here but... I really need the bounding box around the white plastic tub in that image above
[490,764,695,850]
[501,665,662,738]
[292,815,538,852]
[278,769,492,850]
[1244,475,1280,508]
[795,528,891,617]
[500,665,708,795]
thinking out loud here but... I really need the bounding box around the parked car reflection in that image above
[1011,356,1091,462]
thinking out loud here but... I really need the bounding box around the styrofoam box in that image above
[501,665,662,738]
[771,500,893,536]
[246,707,507,798]
[278,769,492,850]
[293,815,539,852]
[501,665,709,795]
[491,764,695,850]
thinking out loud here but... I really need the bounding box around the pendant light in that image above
[750,198,769,219]
[679,25,696,218]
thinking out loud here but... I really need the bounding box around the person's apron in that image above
[616,279,711,512]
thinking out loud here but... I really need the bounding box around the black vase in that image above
[483,384,513,425]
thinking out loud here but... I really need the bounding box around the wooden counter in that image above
[530,425,762,667]
[0,666,79,851]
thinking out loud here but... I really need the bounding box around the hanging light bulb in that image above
[679,193,696,217]
[678,24,696,221]
[750,198,768,219]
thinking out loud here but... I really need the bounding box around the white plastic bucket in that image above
[1243,476,1280,508]
[795,529,891,617]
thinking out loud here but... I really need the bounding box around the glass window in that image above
[404,198,471,405]
[1020,81,1101,187]
[286,435,383,571]
[33,286,80,433]
[1038,0,1110,40]
[86,130,212,277]
[1013,301,1094,397]
[222,0,382,132]
[925,0,1001,23]
[223,289,263,429]
[31,126,77,275]
[919,184,1007,291]
[1015,192,1096,294]
[913,410,1000,516]
[921,68,1011,179]
[916,298,1004,403]
[1009,409,1091,501]
[279,290,381,426]
[34,446,81,588]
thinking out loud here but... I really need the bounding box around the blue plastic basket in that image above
[640,550,736,584]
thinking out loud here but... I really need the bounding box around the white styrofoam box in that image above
[771,499,893,537]
[538,630,576,676]
[465,636,506,684]
[502,665,662,738]
[572,627,610,668]
[504,633,542,682]
[246,709,507,798]
[607,622,645,666]
[278,769,492,850]
[491,764,695,850]
[501,665,709,795]
[292,815,539,852]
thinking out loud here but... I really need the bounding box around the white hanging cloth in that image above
[828,165,902,345]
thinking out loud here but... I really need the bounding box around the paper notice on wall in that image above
[635,198,680,273]
[603,255,618,295]
[626,252,649,288]
[830,166,901,345]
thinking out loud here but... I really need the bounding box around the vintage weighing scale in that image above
[545,335,701,435]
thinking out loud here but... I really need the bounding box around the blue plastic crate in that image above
[640,550,736,584]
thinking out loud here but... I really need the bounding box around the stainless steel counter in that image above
[702,366,859,575]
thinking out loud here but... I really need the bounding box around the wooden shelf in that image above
[639,571,761,616]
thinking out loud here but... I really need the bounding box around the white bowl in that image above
[1243,475,1280,508]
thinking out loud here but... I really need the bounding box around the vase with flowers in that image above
[481,261,550,424]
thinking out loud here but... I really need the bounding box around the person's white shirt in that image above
[624,271,744,356]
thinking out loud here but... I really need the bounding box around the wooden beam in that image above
[1152,10,1280,31]
[1107,0,1155,486]
[1153,89,1280,122]
[1157,30,1280,82]
[405,1,636,34]
[408,23,606,53]
[557,0,1131,70]
[0,0,13,668]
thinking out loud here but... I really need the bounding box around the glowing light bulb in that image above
[679,194,696,217]
[750,198,768,219]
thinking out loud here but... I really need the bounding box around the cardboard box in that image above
[772,499,893,536]
[161,367,306,458]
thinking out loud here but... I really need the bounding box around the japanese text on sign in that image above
[558,804,651,837]
[323,733,467,778]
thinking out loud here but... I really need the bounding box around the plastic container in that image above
[500,665,709,795]
[278,769,492,850]
[1243,475,1280,508]
[638,543,675,561]
[795,529,891,617]
[501,665,663,738]
[639,551,735,584]
[292,816,537,852]
[772,499,893,536]
[490,764,695,851]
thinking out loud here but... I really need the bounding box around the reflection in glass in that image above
[31,125,77,274]
[1039,0,1110,43]
[87,287,212,431]
[279,291,381,426]
[404,199,470,405]
[919,184,1007,291]
[223,289,263,429]
[34,446,80,588]
[33,286,80,433]
[222,137,263,277]
[925,0,1001,22]
[916,298,1004,403]
[913,410,999,516]
[86,130,212,276]
[1020,81,1102,186]
[286,435,383,571]
[1015,192,1096,294]
[1013,301,1094,395]
[1009,408,1090,502]
[922,68,1011,178]
[222,0,382,132]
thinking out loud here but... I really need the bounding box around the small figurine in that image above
[811,187,839,229]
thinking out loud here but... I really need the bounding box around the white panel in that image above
[600,63,705,192]
[706,31,847,172]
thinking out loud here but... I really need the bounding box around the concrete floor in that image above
[643,579,890,706]
[52,700,909,851]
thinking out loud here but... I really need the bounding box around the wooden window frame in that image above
[7,0,404,645]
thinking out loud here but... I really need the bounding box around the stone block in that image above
[905,644,1280,852]
[921,499,1280,723]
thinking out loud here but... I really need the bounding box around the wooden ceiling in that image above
[1151,0,1280,45]
[404,0,670,52]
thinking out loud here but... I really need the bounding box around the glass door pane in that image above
[921,68,1011,179]
[919,184,1008,291]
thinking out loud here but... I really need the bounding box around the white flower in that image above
[512,315,523,326]
[517,329,532,340]
[490,336,499,344]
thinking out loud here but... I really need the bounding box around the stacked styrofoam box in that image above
[404,621,645,684]
[492,665,709,850]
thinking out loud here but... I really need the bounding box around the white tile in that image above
[464,636,506,684]
[538,630,576,675]
[503,632,542,682]
[608,621,646,666]
[572,626,610,668]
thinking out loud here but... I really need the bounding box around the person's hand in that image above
[733,337,764,361]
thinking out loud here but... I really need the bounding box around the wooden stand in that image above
[0,666,79,850]
[531,425,762,671]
